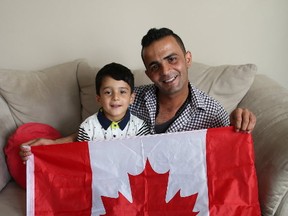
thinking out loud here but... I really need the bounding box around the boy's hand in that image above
[19,138,56,164]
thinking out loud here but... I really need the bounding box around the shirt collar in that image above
[97,108,131,130]
[188,83,207,110]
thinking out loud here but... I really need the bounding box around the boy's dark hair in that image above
[141,27,186,60]
[95,62,134,95]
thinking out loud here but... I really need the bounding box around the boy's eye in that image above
[120,90,128,94]
[104,91,112,95]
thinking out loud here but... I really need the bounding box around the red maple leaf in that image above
[101,159,199,216]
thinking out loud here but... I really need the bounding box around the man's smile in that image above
[162,75,178,83]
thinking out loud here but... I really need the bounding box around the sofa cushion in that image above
[0,96,16,191]
[77,61,256,119]
[0,181,26,215]
[0,60,82,136]
[238,74,288,215]
[189,62,257,114]
[4,123,62,189]
[0,60,83,190]
[77,62,101,121]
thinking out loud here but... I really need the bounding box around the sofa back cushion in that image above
[0,60,82,136]
[0,97,15,191]
[0,60,83,190]
[78,61,257,120]
[77,62,100,121]
[189,62,257,113]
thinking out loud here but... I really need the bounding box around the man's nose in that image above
[161,63,171,75]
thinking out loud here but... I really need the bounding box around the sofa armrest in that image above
[238,74,288,216]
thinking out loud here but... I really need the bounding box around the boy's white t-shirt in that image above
[77,109,150,141]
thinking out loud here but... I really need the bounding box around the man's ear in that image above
[185,51,192,68]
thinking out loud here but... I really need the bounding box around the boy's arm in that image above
[19,132,78,163]
[136,121,151,136]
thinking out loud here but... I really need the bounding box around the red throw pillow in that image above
[4,122,61,189]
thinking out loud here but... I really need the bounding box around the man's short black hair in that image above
[95,62,134,95]
[141,27,186,60]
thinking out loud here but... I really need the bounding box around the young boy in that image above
[77,62,150,141]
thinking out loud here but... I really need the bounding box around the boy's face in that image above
[96,76,135,122]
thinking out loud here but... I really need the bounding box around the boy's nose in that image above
[112,93,119,101]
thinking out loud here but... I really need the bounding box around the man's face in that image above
[142,36,192,96]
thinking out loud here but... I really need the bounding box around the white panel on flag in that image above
[88,130,209,215]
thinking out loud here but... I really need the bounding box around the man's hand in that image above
[230,108,256,133]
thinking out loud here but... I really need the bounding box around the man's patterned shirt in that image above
[130,83,230,134]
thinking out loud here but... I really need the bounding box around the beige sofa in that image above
[0,60,287,216]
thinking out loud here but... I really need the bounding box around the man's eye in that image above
[120,90,127,94]
[150,64,159,72]
[168,56,177,63]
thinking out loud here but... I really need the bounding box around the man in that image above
[132,28,231,134]
[20,28,256,161]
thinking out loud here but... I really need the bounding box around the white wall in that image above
[1,0,287,88]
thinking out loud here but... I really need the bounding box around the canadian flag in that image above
[26,127,261,216]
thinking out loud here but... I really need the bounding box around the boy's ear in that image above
[96,95,100,103]
[130,92,136,104]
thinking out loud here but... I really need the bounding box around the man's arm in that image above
[230,108,256,133]
[19,132,78,163]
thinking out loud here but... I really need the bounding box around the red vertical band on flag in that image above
[31,142,92,216]
[206,127,261,216]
